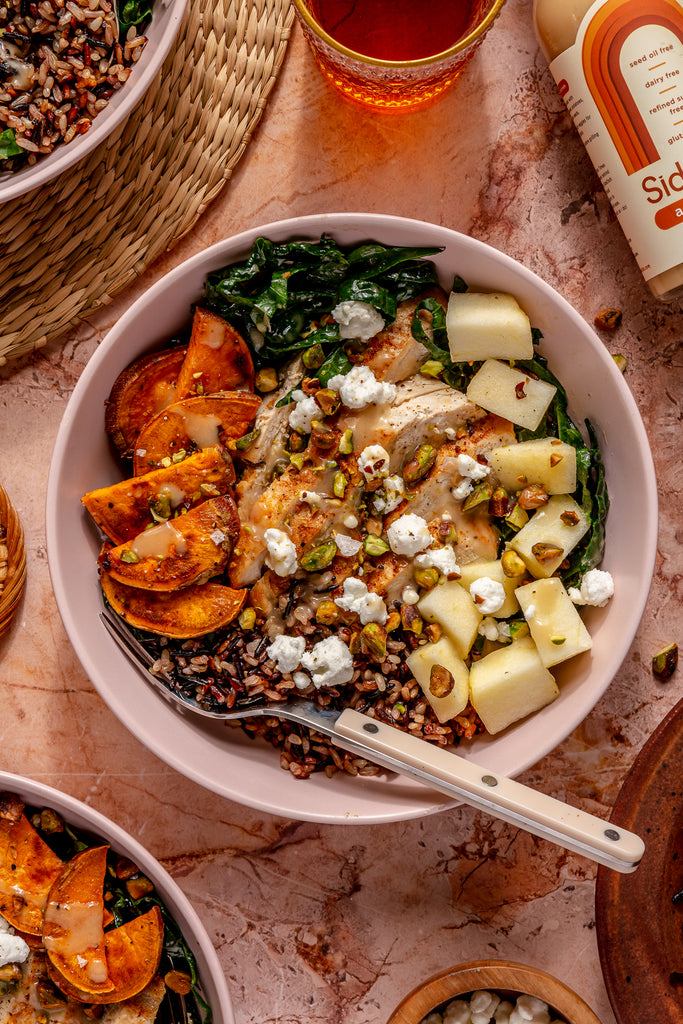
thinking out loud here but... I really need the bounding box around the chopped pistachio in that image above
[164,971,193,996]
[489,487,510,517]
[363,534,390,557]
[509,620,530,640]
[238,607,257,631]
[361,622,387,662]
[149,493,171,522]
[386,611,401,633]
[462,480,493,512]
[171,449,187,464]
[289,453,305,470]
[338,428,354,455]
[120,549,141,564]
[310,420,339,451]
[299,539,338,572]
[39,808,63,834]
[413,565,440,590]
[518,484,549,510]
[501,549,527,578]
[652,642,678,680]
[315,388,341,417]
[594,308,622,331]
[419,359,444,378]
[550,635,566,646]
[531,542,564,563]
[235,428,261,451]
[429,664,454,697]
[200,482,221,497]
[425,623,442,643]
[403,444,437,486]
[613,353,627,373]
[333,471,348,498]
[401,603,423,634]
[302,343,326,370]
[505,503,529,532]
[560,509,580,526]
[316,600,339,625]
[126,875,154,899]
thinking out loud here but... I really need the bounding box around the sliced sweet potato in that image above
[133,391,261,475]
[101,574,247,638]
[82,445,236,545]
[99,493,240,591]
[105,346,188,459]
[49,907,164,1005]
[43,845,114,997]
[174,306,255,398]
[0,813,64,935]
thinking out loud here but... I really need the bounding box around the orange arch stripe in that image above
[582,0,683,174]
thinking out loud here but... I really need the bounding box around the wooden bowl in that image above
[386,960,602,1024]
[0,484,26,640]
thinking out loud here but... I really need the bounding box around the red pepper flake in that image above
[515,380,527,399]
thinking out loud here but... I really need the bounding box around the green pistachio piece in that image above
[299,540,338,572]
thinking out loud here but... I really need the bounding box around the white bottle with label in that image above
[533,0,683,301]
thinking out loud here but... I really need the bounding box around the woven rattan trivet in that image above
[0,485,26,640]
[0,0,294,365]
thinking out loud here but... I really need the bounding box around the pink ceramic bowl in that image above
[46,212,657,824]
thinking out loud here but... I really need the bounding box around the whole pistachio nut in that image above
[299,539,338,572]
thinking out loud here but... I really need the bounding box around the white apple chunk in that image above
[469,637,559,735]
[509,494,589,578]
[417,580,482,659]
[406,637,470,723]
[446,291,534,362]
[466,359,557,431]
[515,577,592,668]
[457,558,522,618]
[488,437,577,495]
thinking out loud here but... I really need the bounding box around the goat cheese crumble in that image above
[331,300,385,342]
[414,545,460,578]
[266,634,306,674]
[478,617,511,642]
[288,390,319,433]
[470,576,506,614]
[301,636,354,688]
[387,513,432,557]
[0,918,30,968]
[568,568,614,607]
[371,474,405,514]
[327,365,397,410]
[451,452,491,500]
[334,577,387,625]
[264,528,298,577]
[357,444,391,481]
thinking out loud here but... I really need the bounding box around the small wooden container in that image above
[386,960,602,1024]
[0,484,26,640]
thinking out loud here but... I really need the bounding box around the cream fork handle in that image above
[334,709,643,873]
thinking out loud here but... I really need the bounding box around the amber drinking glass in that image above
[293,0,506,111]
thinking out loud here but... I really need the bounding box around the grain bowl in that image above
[46,212,657,824]
[0,769,233,1023]
[386,960,602,1024]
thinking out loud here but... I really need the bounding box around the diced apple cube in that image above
[515,577,592,667]
[446,291,534,362]
[457,558,522,618]
[417,580,482,659]
[466,359,557,430]
[488,437,577,495]
[469,637,559,734]
[509,494,589,578]
[406,637,470,723]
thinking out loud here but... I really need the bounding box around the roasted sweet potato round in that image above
[132,392,261,475]
[0,813,64,936]
[101,574,247,638]
[105,346,188,459]
[174,307,255,397]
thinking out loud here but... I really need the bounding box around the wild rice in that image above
[0,0,147,169]
[143,595,485,780]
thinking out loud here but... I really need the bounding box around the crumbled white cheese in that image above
[451,453,491,500]
[210,528,226,546]
[568,568,615,607]
[343,514,359,529]
[299,490,323,507]
[402,585,420,605]
[334,532,362,558]
[524,603,536,620]
[334,577,387,625]
[372,474,405,514]
[414,545,460,578]
[478,616,511,642]
[387,513,432,557]
[327,365,397,410]
[470,576,506,614]
[0,927,30,968]
[264,528,298,577]
[331,300,385,342]
[288,389,319,433]
[357,444,391,481]
[266,634,306,674]
[301,636,354,689]
[293,671,312,691]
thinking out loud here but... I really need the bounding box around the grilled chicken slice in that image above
[354,288,446,383]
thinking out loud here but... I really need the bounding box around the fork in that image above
[100,609,644,873]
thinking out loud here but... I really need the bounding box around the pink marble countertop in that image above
[0,2,681,1021]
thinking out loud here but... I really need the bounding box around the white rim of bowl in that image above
[46,212,659,823]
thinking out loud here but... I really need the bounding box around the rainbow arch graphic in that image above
[582,0,683,174]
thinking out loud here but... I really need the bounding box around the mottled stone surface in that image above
[0,3,681,1023]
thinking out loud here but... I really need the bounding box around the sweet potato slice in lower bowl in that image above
[99,494,240,591]
[101,574,247,638]
[174,307,255,398]
[132,391,261,474]
[0,812,63,936]
[42,845,114,998]
[82,445,236,545]
[105,346,187,459]
[48,907,164,1005]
